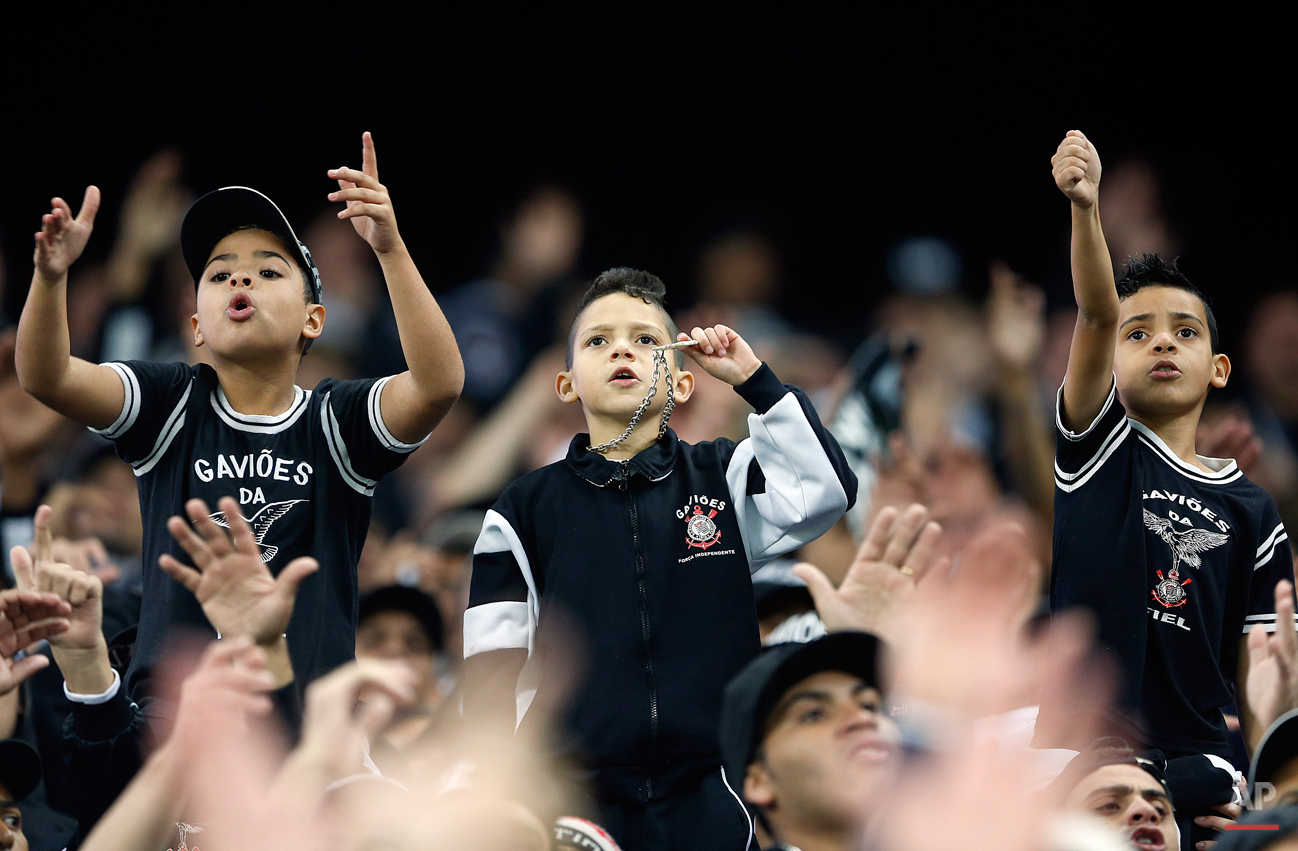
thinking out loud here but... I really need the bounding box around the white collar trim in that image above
[1128,419,1240,481]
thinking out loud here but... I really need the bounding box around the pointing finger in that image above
[34,504,53,566]
[362,131,379,182]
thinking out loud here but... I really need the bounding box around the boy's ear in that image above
[191,313,204,348]
[556,370,580,404]
[1210,352,1231,389]
[672,367,695,404]
[302,303,325,342]
[744,760,775,809]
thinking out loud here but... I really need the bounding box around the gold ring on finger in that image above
[899,565,915,576]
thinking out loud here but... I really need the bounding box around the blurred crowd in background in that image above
[3,147,1298,851]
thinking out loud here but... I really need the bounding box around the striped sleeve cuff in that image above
[1243,614,1298,634]
[88,362,140,439]
[367,375,431,453]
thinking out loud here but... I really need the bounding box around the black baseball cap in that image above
[358,585,445,653]
[0,738,42,802]
[719,631,884,793]
[181,186,323,305]
[1046,736,1170,799]
[1250,708,1298,798]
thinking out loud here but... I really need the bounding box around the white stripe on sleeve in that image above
[726,392,849,571]
[90,362,142,440]
[321,392,378,495]
[367,375,430,453]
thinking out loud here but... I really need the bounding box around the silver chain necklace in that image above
[587,340,698,454]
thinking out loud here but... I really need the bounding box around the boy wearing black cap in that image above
[718,632,899,851]
[16,133,463,693]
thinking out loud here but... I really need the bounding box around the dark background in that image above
[2,10,1292,351]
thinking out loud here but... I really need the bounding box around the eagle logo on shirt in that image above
[208,499,308,563]
[1144,509,1229,608]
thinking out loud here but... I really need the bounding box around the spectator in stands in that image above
[720,631,898,851]
[355,585,445,763]
[442,185,584,411]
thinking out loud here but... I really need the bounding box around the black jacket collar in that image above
[566,428,680,487]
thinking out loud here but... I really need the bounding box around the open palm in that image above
[0,588,70,695]
[1246,580,1298,733]
[793,504,944,641]
[33,186,100,279]
[160,497,318,645]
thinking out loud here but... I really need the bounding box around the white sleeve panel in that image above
[466,509,541,656]
[726,392,850,572]
[464,601,531,657]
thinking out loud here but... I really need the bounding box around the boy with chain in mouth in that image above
[463,268,856,851]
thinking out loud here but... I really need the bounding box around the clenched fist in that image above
[1051,130,1102,209]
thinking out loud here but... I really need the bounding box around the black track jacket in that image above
[463,364,857,804]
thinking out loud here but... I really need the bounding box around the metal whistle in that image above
[653,339,701,352]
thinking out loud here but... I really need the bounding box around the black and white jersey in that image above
[1049,379,1293,755]
[92,360,425,691]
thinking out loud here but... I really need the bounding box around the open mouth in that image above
[846,735,897,763]
[1127,826,1165,850]
[1149,359,1180,380]
[227,292,256,321]
[609,367,639,386]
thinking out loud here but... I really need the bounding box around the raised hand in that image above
[328,131,401,255]
[168,636,276,750]
[279,659,416,788]
[1245,580,1298,735]
[10,506,104,654]
[1198,414,1263,479]
[0,588,71,695]
[33,185,101,281]
[1051,130,1102,209]
[792,504,944,640]
[159,496,318,646]
[678,324,762,387]
[986,262,1046,373]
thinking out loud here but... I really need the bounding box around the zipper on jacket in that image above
[623,459,659,799]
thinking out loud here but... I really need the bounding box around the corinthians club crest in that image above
[685,505,723,550]
[1144,508,1229,609]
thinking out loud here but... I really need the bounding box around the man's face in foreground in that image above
[744,671,901,835]
[1064,763,1177,851]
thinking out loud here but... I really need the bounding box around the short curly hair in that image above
[566,268,683,369]
[1116,254,1219,353]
